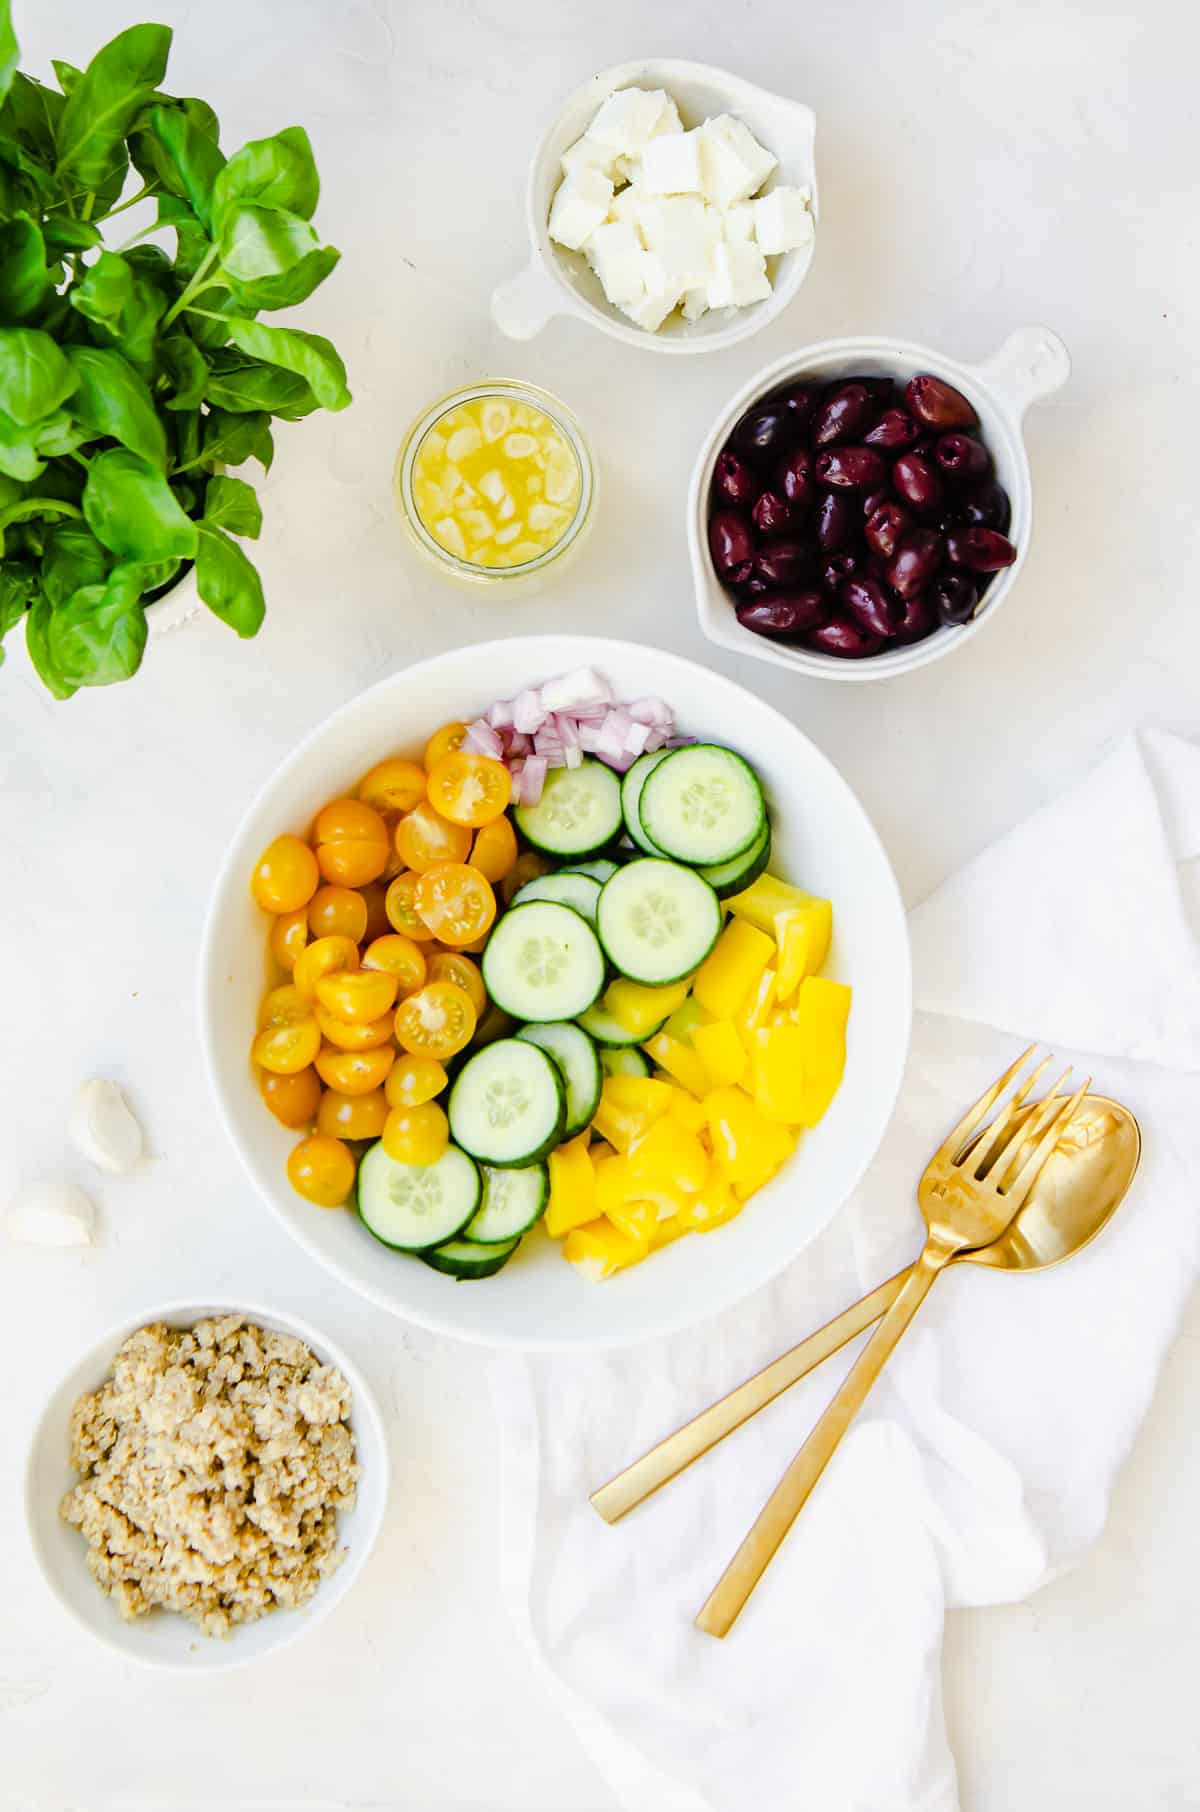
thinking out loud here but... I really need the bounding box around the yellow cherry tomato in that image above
[314,798,391,887]
[362,933,427,996]
[384,871,437,942]
[258,1065,321,1128]
[269,907,309,972]
[414,862,496,947]
[393,981,476,1059]
[470,813,518,884]
[253,985,321,1074]
[358,756,427,815]
[315,1003,395,1051]
[423,721,467,770]
[287,1135,356,1207]
[500,848,553,905]
[426,751,512,828]
[252,834,319,914]
[315,1043,395,1095]
[382,1101,449,1166]
[317,1087,389,1142]
[385,1052,448,1108]
[394,800,473,872]
[426,949,487,1016]
[359,881,392,944]
[308,885,369,942]
[315,967,398,1023]
[293,934,359,1001]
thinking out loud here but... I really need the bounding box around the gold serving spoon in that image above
[591,1088,1140,1529]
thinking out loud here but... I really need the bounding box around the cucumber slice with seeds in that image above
[448,1038,565,1167]
[482,899,605,1022]
[577,1001,663,1047]
[514,758,623,858]
[596,858,721,986]
[512,871,602,924]
[462,1163,548,1242]
[600,1045,653,1080]
[517,1020,601,1138]
[639,744,765,867]
[562,857,621,883]
[421,1236,520,1279]
[699,823,772,899]
[357,1141,480,1251]
[621,750,670,856]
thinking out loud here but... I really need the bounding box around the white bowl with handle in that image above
[200,636,910,1351]
[491,58,817,353]
[689,325,1071,678]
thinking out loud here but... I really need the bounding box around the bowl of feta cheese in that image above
[491,59,818,352]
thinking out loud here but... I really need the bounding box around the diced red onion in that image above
[665,735,696,748]
[540,667,613,714]
[627,697,673,728]
[643,727,668,752]
[521,754,548,805]
[563,745,583,769]
[506,730,532,757]
[486,698,515,730]
[533,728,565,758]
[512,687,546,734]
[578,722,603,753]
[554,713,580,749]
[464,717,505,760]
[624,720,652,756]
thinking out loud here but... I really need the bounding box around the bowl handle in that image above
[975,325,1071,418]
[491,257,565,341]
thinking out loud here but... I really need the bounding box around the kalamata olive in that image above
[892,591,938,644]
[814,446,889,491]
[733,405,797,461]
[905,374,978,430]
[733,574,771,600]
[864,501,913,560]
[821,552,861,593]
[891,451,944,513]
[812,385,875,447]
[777,446,816,509]
[752,491,795,538]
[755,540,816,587]
[839,575,901,639]
[773,383,821,426]
[960,480,1011,531]
[945,527,1017,571]
[862,488,890,519]
[708,510,755,584]
[863,408,919,450]
[931,572,978,624]
[736,590,827,639]
[815,490,859,552]
[804,616,886,659]
[713,449,761,507]
[885,528,944,599]
[935,432,990,480]
[827,374,896,404]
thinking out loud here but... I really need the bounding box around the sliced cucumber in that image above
[448,1038,565,1167]
[421,1236,520,1279]
[640,744,766,867]
[699,823,772,899]
[357,1141,480,1252]
[463,1163,548,1242]
[512,871,602,924]
[514,758,623,858]
[600,1045,653,1080]
[482,899,605,1022]
[577,1000,663,1047]
[621,750,670,856]
[562,857,621,883]
[596,858,722,986]
[517,1020,601,1138]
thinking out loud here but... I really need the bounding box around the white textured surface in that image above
[1,2,1197,1809]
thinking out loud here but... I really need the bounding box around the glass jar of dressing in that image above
[395,381,595,585]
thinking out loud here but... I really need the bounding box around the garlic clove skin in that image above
[69,1079,145,1175]
[7,1179,95,1246]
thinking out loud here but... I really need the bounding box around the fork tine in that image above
[935,1044,1037,1166]
[989,1067,1074,1190]
[965,1052,1054,1176]
[999,1077,1092,1211]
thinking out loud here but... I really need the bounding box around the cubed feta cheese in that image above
[682,287,709,321]
[560,133,620,183]
[650,96,684,138]
[608,186,644,230]
[635,196,719,290]
[639,127,705,195]
[698,114,778,209]
[723,200,756,243]
[587,87,674,153]
[548,169,614,251]
[620,280,682,332]
[707,241,771,310]
[587,219,647,306]
[753,186,814,255]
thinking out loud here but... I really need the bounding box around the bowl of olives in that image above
[688,326,1070,680]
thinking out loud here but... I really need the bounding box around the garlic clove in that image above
[69,1079,145,1174]
[7,1179,95,1246]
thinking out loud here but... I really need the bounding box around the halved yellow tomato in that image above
[258,1065,321,1128]
[315,967,398,1023]
[287,1135,355,1207]
[414,863,496,947]
[253,985,321,1074]
[315,1003,395,1051]
[269,907,309,972]
[426,751,511,827]
[470,813,518,884]
[294,934,359,1001]
[362,933,427,996]
[423,721,467,770]
[308,885,369,943]
[384,1052,448,1108]
[359,881,392,944]
[314,798,391,887]
[358,756,427,815]
[384,871,436,941]
[393,981,476,1059]
[315,1043,395,1095]
[394,801,473,872]
[382,1101,449,1166]
[252,834,319,914]
[317,1087,389,1142]
[426,948,487,1016]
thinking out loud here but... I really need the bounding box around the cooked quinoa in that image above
[60,1315,358,1638]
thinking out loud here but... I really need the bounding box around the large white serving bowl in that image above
[201,637,910,1349]
[26,1299,389,1671]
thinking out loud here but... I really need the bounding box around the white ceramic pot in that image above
[491,57,818,354]
[145,560,200,636]
[689,325,1071,680]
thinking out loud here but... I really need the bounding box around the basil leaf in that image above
[47,562,148,687]
[0,326,77,425]
[55,22,170,189]
[195,520,264,636]
[66,344,167,469]
[210,126,318,235]
[199,405,274,470]
[0,0,17,110]
[83,447,197,561]
[228,243,339,312]
[52,59,82,97]
[0,214,50,320]
[203,353,314,417]
[1,71,62,166]
[42,215,101,252]
[0,406,42,479]
[68,250,167,372]
[218,204,320,282]
[0,560,34,663]
[130,101,224,229]
[203,473,261,538]
[156,192,209,278]
[41,518,110,608]
[25,596,76,697]
[159,332,208,410]
[33,409,85,457]
[224,317,350,412]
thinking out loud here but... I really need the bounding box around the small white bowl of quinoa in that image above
[25,1301,389,1670]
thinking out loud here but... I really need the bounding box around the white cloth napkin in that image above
[489,730,1200,1812]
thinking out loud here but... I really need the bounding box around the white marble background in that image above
[2,1,1198,1806]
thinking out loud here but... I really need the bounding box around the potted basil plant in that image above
[0,5,351,698]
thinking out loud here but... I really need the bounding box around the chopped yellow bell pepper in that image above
[626,1115,710,1200]
[731,1128,795,1199]
[594,1151,630,1217]
[692,1018,748,1088]
[679,1167,743,1232]
[663,995,712,1045]
[735,968,778,1049]
[650,1213,690,1250]
[693,917,775,1019]
[668,1087,707,1135]
[793,976,852,1126]
[591,1075,672,1151]
[773,909,811,1001]
[749,1022,809,1125]
[643,1031,711,1098]
[604,1195,660,1244]
[544,1135,596,1238]
[563,1217,648,1279]
[604,975,691,1038]
[702,1085,792,1188]
[728,875,832,973]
